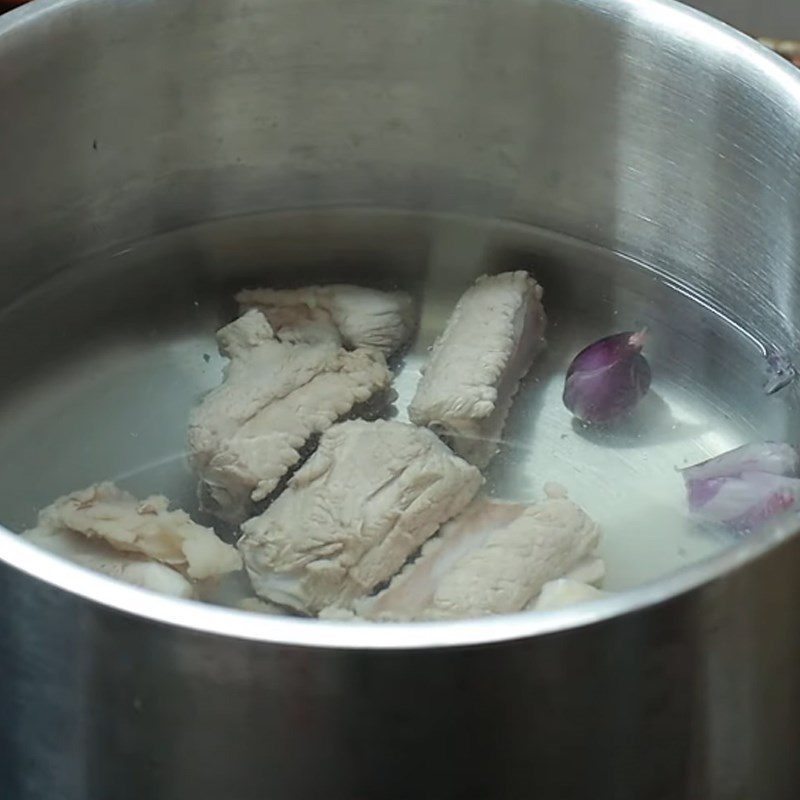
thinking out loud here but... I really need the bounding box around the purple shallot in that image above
[563,330,651,424]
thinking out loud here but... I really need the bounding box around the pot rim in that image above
[2,0,800,650]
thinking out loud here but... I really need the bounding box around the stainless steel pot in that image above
[2,1,800,798]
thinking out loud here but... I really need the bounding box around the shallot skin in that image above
[563,331,651,424]
[682,442,799,483]
[681,442,800,533]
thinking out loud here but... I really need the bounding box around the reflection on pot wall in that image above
[2,0,799,36]
[689,1,799,36]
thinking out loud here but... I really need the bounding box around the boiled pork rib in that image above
[25,527,195,598]
[409,271,546,467]
[236,284,414,355]
[23,482,241,599]
[188,309,393,522]
[238,419,483,615]
[349,486,601,621]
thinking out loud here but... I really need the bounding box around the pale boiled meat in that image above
[530,578,607,611]
[24,526,195,599]
[188,310,393,522]
[236,284,415,355]
[409,271,546,467]
[23,482,241,598]
[560,554,606,586]
[526,545,607,611]
[238,419,483,615]
[238,597,292,615]
[350,487,601,621]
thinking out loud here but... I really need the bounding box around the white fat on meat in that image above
[188,309,393,522]
[350,488,601,621]
[531,578,607,611]
[236,285,415,355]
[26,527,196,599]
[409,271,546,467]
[238,419,483,615]
[22,482,241,598]
[561,553,606,585]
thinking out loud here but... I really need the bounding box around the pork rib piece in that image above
[23,482,241,598]
[350,487,601,621]
[236,285,415,355]
[409,271,546,467]
[238,419,483,615]
[188,310,393,522]
[25,526,196,598]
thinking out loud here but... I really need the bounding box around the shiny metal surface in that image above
[1,0,800,798]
